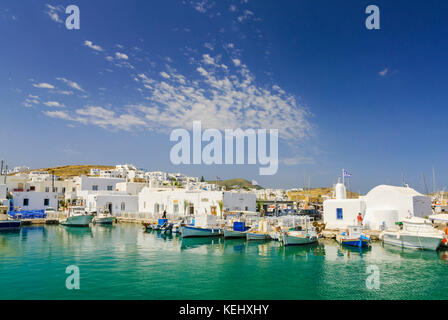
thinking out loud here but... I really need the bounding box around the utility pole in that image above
[422,172,429,195]
[52,170,55,192]
[433,167,436,194]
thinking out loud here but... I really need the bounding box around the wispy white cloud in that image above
[45,4,64,24]
[84,40,103,52]
[379,68,388,76]
[56,77,85,92]
[33,83,55,89]
[44,101,64,107]
[115,52,128,60]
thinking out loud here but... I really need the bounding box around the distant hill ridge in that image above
[207,178,264,190]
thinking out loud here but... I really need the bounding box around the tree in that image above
[201,176,205,182]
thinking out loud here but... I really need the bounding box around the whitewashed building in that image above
[12,191,58,211]
[323,183,432,230]
[138,188,256,219]
[85,192,138,215]
[362,185,431,230]
[116,182,146,195]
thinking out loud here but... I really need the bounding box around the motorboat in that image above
[60,206,93,227]
[93,208,115,225]
[181,215,223,238]
[337,225,371,248]
[282,225,318,246]
[381,217,444,250]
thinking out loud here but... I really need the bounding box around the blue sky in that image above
[1,0,447,193]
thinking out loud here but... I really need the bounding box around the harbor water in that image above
[0,224,447,300]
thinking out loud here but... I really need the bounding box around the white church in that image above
[323,181,432,231]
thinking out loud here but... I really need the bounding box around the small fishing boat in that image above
[223,221,249,238]
[246,220,272,241]
[181,225,222,238]
[246,231,271,240]
[181,215,223,238]
[145,218,168,231]
[93,208,115,225]
[381,217,444,251]
[282,226,318,246]
[172,222,181,234]
[0,206,21,230]
[60,206,93,227]
[337,225,371,248]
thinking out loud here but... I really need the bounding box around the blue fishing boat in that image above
[337,225,371,248]
[0,220,21,231]
[0,209,21,231]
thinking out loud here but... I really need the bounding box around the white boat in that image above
[60,207,93,227]
[283,227,318,246]
[381,217,444,250]
[181,225,223,238]
[93,209,115,225]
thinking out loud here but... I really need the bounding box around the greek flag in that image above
[343,170,352,178]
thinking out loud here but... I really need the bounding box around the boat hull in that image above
[246,232,270,241]
[341,238,370,248]
[0,220,21,231]
[181,226,223,238]
[382,232,442,251]
[61,215,93,227]
[223,229,246,238]
[283,233,318,246]
[93,216,115,225]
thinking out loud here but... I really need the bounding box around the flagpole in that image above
[342,168,345,186]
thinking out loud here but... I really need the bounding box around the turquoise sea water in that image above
[0,224,447,300]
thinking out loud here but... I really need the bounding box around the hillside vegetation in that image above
[13,165,114,178]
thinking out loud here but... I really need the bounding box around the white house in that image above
[362,185,431,230]
[323,183,432,230]
[77,175,125,192]
[84,192,138,215]
[323,182,366,229]
[12,191,58,211]
[138,188,256,219]
[115,182,146,195]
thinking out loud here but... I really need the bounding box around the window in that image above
[45,187,50,192]
[174,204,179,214]
[154,204,160,214]
[107,185,113,191]
[336,208,343,220]
[62,187,66,194]
[92,185,98,191]
[44,199,50,206]
[30,186,35,191]
[121,202,125,211]
[23,198,29,206]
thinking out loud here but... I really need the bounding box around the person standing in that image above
[357,212,363,226]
